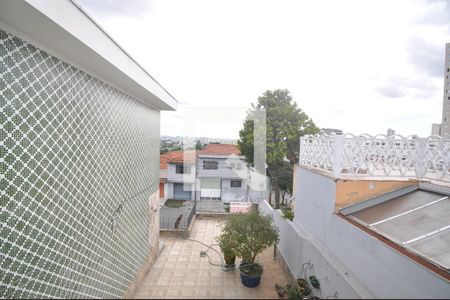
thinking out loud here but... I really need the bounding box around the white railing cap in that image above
[299,133,450,183]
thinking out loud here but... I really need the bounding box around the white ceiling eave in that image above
[0,0,177,111]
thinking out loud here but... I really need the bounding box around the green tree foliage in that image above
[217,211,279,263]
[238,89,319,208]
[195,140,207,150]
[160,140,182,154]
[278,161,293,206]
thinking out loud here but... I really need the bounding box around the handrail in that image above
[299,133,450,182]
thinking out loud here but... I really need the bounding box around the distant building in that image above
[387,128,395,136]
[442,43,450,137]
[161,151,197,201]
[160,145,270,203]
[196,144,248,202]
[432,123,442,136]
[160,135,238,146]
[320,128,343,135]
[432,43,450,137]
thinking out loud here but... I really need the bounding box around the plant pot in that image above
[239,263,263,288]
[224,253,236,268]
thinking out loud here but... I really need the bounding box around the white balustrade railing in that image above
[299,133,450,182]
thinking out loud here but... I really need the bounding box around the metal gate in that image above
[174,183,191,200]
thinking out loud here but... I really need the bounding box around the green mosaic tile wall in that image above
[0,29,160,298]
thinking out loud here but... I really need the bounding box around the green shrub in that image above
[282,207,294,221]
[164,199,185,208]
[217,211,279,263]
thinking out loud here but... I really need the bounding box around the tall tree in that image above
[195,140,206,150]
[278,161,293,206]
[238,89,319,208]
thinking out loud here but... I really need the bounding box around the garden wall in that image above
[259,200,363,299]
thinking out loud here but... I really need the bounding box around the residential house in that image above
[196,144,249,202]
[0,0,176,298]
[165,150,197,200]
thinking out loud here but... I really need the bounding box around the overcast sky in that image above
[76,0,449,139]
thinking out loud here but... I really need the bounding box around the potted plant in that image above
[216,231,237,268]
[217,211,279,287]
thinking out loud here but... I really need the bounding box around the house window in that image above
[176,164,191,174]
[230,180,242,188]
[203,160,218,170]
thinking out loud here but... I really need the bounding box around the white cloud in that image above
[76,0,450,138]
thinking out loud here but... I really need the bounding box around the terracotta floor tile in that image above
[133,218,288,299]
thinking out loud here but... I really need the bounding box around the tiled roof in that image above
[168,150,197,163]
[159,152,173,169]
[200,144,241,156]
[160,150,197,169]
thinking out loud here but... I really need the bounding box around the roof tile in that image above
[200,144,240,156]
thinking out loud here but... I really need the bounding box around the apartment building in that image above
[442,43,450,137]
[0,1,176,298]
[431,43,450,137]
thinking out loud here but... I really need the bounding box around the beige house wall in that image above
[335,179,418,210]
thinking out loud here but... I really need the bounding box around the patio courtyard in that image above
[133,217,289,299]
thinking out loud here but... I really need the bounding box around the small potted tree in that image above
[218,211,279,287]
[216,231,237,268]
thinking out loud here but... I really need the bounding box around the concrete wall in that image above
[167,163,196,183]
[259,200,362,299]
[295,168,337,242]
[221,179,247,202]
[291,166,450,299]
[124,190,160,298]
[159,182,168,201]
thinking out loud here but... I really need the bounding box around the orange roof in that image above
[160,152,173,169]
[160,150,197,169]
[200,144,241,156]
[168,150,197,164]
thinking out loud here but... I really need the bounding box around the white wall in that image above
[167,163,196,183]
[197,157,248,179]
[259,200,362,299]
[294,168,336,241]
[291,167,450,299]
[221,179,247,202]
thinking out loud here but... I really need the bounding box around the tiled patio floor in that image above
[133,217,289,299]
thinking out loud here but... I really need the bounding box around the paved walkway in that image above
[133,217,288,299]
